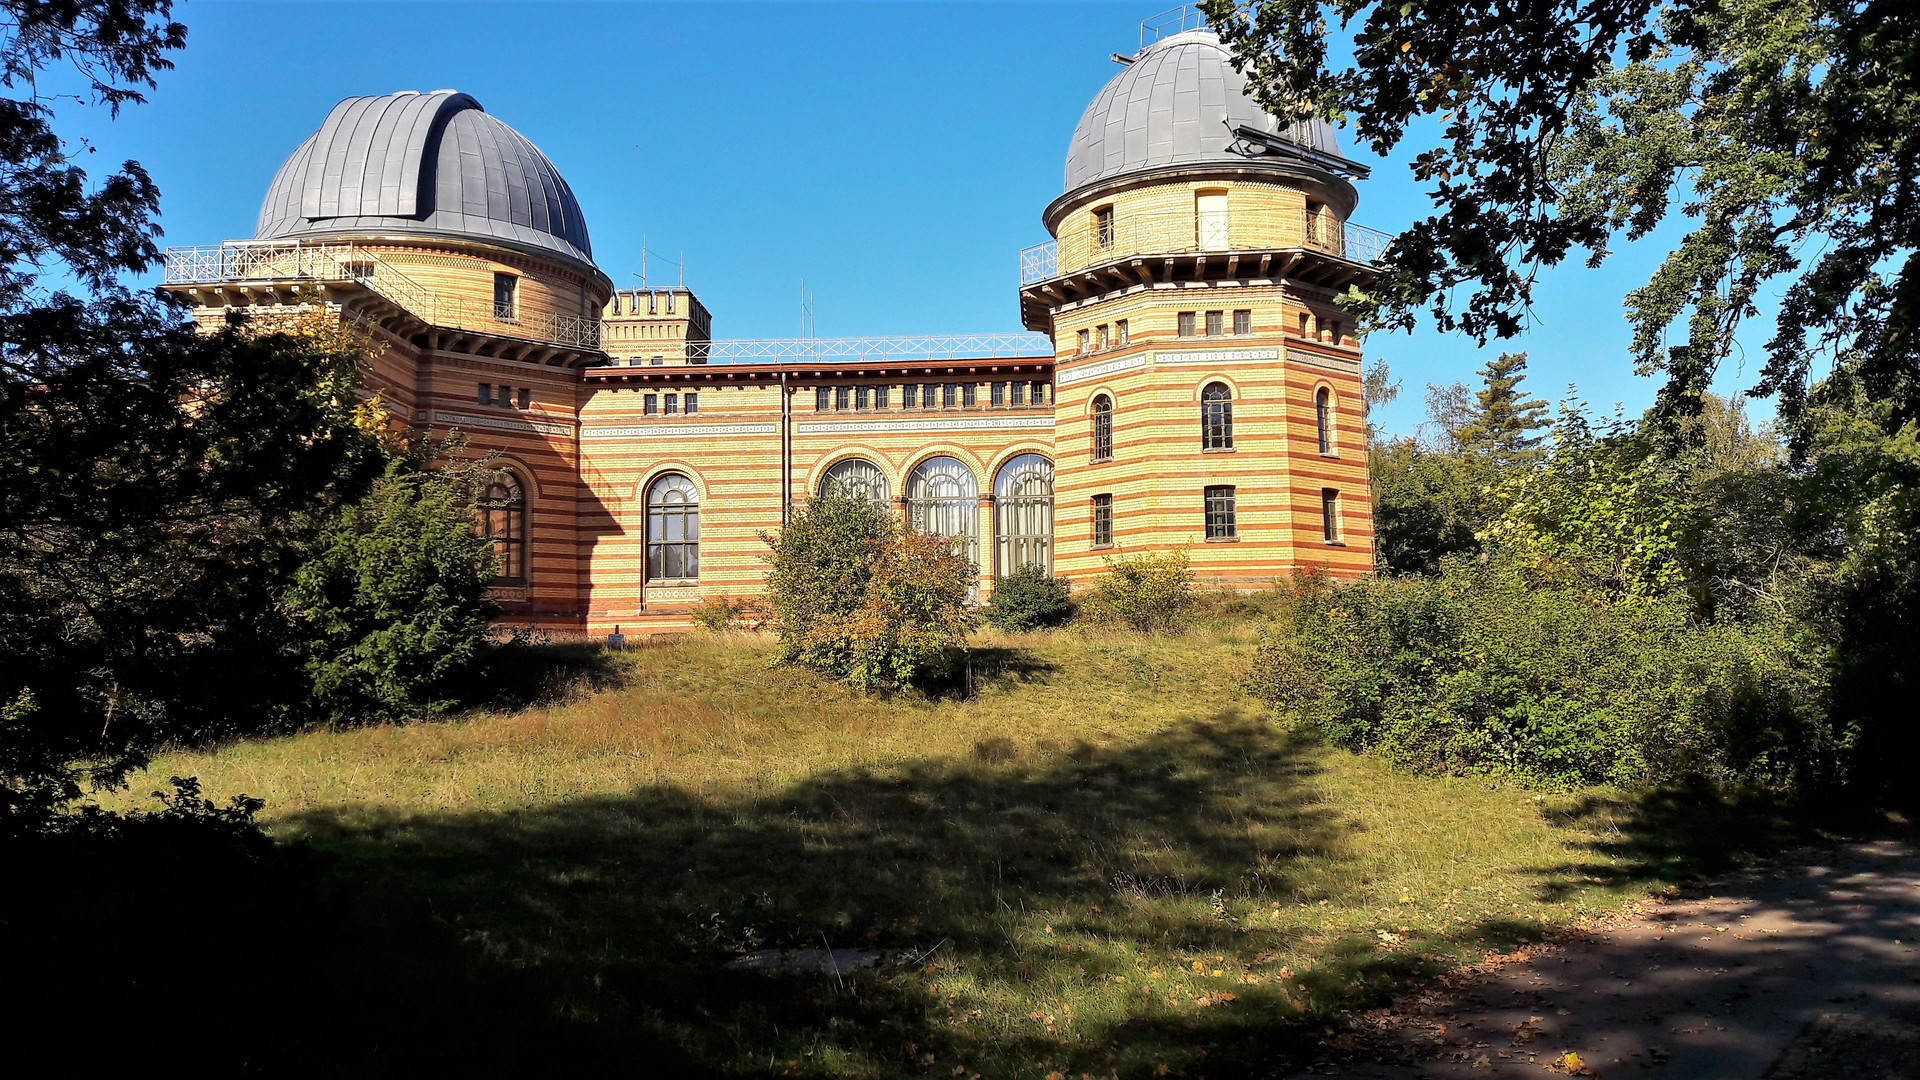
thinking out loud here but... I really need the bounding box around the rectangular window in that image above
[345,260,375,282]
[664,393,679,415]
[492,273,517,320]
[1116,319,1129,345]
[1009,381,1024,407]
[1233,309,1252,335]
[499,384,513,408]
[815,387,829,411]
[1205,486,1237,539]
[943,383,958,408]
[902,384,917,409]
[963,383,977,407]
[477,383,492,406]
[666,292,676,314]
[1031,381,1048,405]
[856,386,870,410]
[644,393,658,415]
[1196,191,1229,250]
[684,392,698,414]
[991,382,1006,407]
[835,386,850,410]
[1097,324,1109,350]
[875,385,889,409]
[517,388,530,409]
[1329,321,1342,345]
[1077,328,1090,354]
[1205,310,1223,336]
[1178,311,1196,337]
[648,293,658,314]
[1092,494,1114,547]
[1093,205,1115,248]
[1322,488,1341,542]
[651,355,664,365]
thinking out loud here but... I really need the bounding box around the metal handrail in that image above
[163,241,602,351]
[1018,213,1393,286]
[605,332,1054,367]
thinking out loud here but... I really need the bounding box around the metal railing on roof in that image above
[605,332,1054,367]
[1018,212,1393,286]
[163,241,602,351]
[1141,5,1208,49]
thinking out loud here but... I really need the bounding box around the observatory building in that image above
[162,16,1384,633]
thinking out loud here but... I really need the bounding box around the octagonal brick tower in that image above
[1022,26,1378,586]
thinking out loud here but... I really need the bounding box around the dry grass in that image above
[110,622,1778,1078]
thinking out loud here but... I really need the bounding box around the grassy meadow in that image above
[100,619,1802,1078]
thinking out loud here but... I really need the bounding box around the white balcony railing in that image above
[1019,212,1394,286]
[163,241,602,351]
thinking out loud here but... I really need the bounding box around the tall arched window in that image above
[1201,382,1234,451]
[478,469,527,584]
[994,454,1055,576]
[1316,386,1334,455]
[905,456,979,584]
[818,457,891,508]
[1091,394,1114,462]
[646,473,700,581]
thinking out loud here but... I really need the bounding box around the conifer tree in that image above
[1454,353,1550,466]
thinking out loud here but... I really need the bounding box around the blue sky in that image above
[61,1,1757,438]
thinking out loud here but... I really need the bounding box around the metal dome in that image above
[255,90,595,271]
[1063,29,1344,196]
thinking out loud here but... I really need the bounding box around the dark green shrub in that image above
[286,463,496,721]
[1254,562,1833,789]
[983,564,1074,631]
[1084,548,1195,632]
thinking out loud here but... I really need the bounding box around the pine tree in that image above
[1455,352,1549,465]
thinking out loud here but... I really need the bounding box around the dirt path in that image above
[1295,840,1920,1079]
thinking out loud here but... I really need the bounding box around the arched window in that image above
[1316,386,1334,455]
[994,454,1055,576]
[818,458,891,508]
[1201,382,1234,450]
[477,469,527,584]
[1091,394,1114,462]
[646,473,700,581]
[905,456,980,585]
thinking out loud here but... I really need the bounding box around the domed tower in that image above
[164,90,616,625]
[1022,20,1380,585]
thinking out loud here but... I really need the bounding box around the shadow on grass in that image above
[460,639,627,712]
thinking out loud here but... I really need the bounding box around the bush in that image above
[983,564,1075,631]
[1253,562,1833,789]
[285,463,497,721]
[763,494,974,690]
[689,594,770,633]
[1084,548,1195,632]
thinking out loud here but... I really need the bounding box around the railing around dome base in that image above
[1018,212,1393,286]
[163,241,602,351]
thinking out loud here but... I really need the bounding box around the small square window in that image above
[644,393,658,415]
[816,387,830,411]
[684,393,698,414]
[1322,488,1341,543]
[477,383,492,406]
[517,388,530,409]
[835,386,850,410]
[1178,311,1196,337]
[875,385,889,409]
[1205,486,1237,539]
[1009,381,1024,407]
[1233,309,1252,335]
[664,393,679,415]
[991,382,1006,407]
[651,355,664,366]
[1092,493,1114,548]
[1205,310,1223,336]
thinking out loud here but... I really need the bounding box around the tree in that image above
[1454,353,1550,465]
[1200,0,1920,437]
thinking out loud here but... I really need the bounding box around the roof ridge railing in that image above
[616,332,1055,366]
